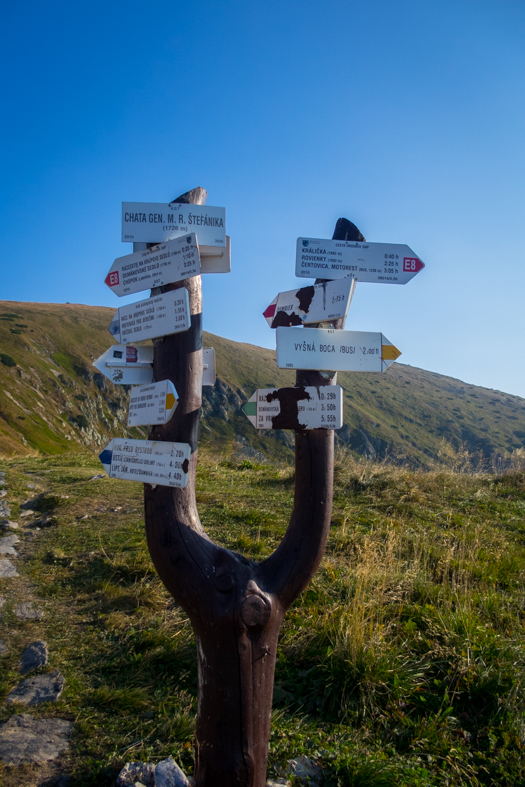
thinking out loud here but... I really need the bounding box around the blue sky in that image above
[1,0,524,396]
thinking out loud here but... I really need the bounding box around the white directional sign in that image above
[203,348,216,386]
[99,438,191,488]
[276,327,401,372]
[296,238,424,284]
[94,345,216,387]
[128,380,178,427]
[199,234,231,274]
[263,278,355,328]
[93,345,154,385]
[105,235,200,297]
[122,202,226,247]
[243,385,343,430]
[109,290,190,344]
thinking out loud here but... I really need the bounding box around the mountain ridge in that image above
[1,300,524,468]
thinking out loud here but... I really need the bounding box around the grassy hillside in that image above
[1,300,524,468]
[1,451,525,786]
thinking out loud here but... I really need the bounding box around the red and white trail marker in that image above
[296,237,424,284]
[263,278,355,328]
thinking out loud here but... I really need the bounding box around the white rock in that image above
[116,761,155,786]
[282,756,323,785]
[0,560,18,578]
[15,602,43,620]
[155,756,190,787]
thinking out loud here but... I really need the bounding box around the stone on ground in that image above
[6,669,65,705]
[282,756,323,785]
[116,761,155,786]
[20,640,49,674]
[0,640,7,655]
[0,502,11,518]
[15,601,44,619]
[1,520,19,529]
[0,714,73,765]
[155,756,190,787]
[0,535,19,556]
[0,559,18,577]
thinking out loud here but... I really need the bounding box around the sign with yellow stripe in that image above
[276,327,401,372]
[127,380,178,427]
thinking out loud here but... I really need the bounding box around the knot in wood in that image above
[241,595,271,627]
[214,572,235,593]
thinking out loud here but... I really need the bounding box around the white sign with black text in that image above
[128,380,178,427]
[105,234,200,297]
[263,278,355,328]
[99,438,191,488]
[109,290,190,344]
[276,327,401,372]
[296,238,424,284]
[122,202,226,247]
[243,385,343,430]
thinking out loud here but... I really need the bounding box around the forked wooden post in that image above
[144,188,362,787]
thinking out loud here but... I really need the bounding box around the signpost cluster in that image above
[242,225,424,433]
[96,200,229,486]
[93,188,425,787]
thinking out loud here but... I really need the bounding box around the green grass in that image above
[1,449,525,785]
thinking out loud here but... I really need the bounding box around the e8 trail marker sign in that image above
[99,438,191,488]
[243,385,343,430]
[105,235,200,297]
[296,237,424,284]
[276,326,401,372]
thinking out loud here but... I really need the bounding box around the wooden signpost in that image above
[95,186,424,787]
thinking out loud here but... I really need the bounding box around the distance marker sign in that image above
[122,202,226,247]
[263,278,355,328]
[99,438,191,488]
[128,380,178,427]
[276,327,401,372]
[109,290,190,344]
[296,238,424,284]
[243,385,343,430]
[105,235,200,297]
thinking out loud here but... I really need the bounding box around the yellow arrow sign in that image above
[165,393,176,410]
[382,344,401,361]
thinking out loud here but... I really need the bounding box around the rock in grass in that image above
[0,503,11,518]
[116,761,155,786]
[282,756,323,785]
[1,520,19,529]
[20,641,48,674]
[0,714,72,765]
[5,669,64,705]
[0,535,18,556]
[0,559,18,577]
[0,640,7,655]
[15,601,43,620]
[155,756,190,787]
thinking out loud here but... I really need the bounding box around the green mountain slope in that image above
[0,300,524,467]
